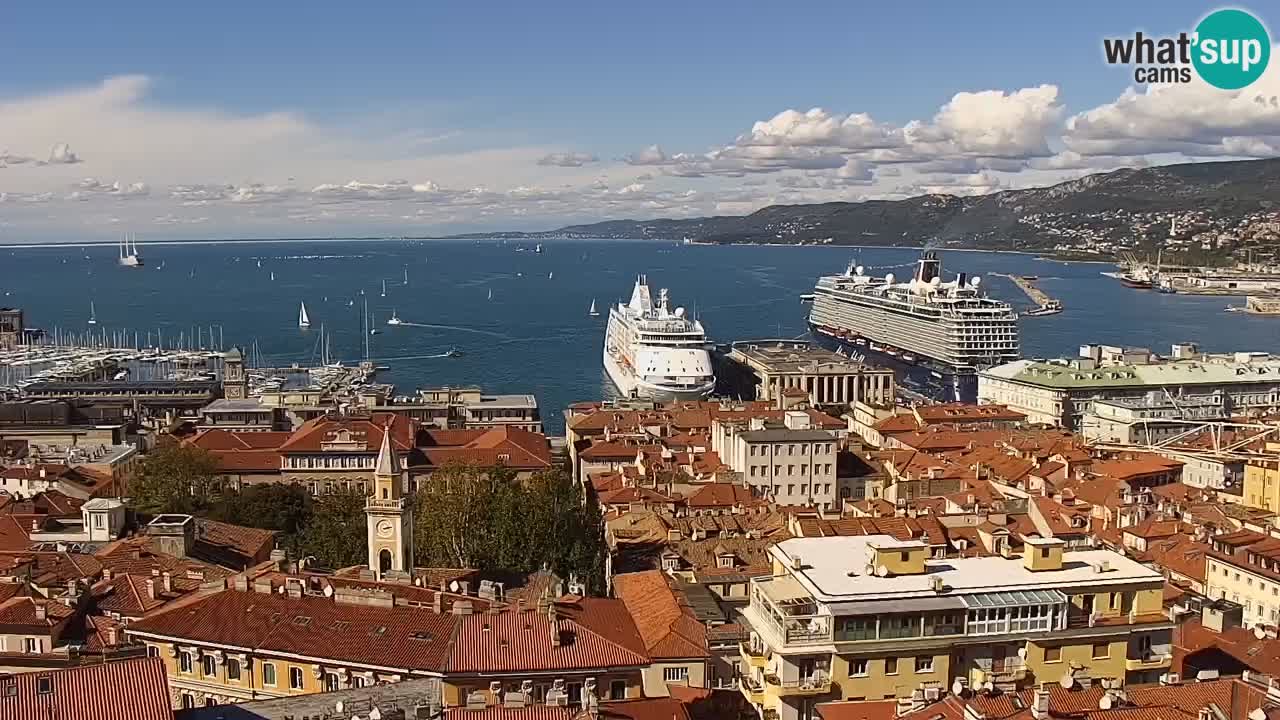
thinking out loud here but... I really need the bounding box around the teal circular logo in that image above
[1193,9,1270,89]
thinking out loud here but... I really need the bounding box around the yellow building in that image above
[1243,443,1280,512]
[739,536,1172,720]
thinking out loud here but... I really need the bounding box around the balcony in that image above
[765,672,832,697]
[973,659,1028,688]
[740,642,768,668]
[738,676,766,705]
[1125,653,1172,671]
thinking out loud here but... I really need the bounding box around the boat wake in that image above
[392,321,511,339]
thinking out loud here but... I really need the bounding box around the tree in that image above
[296,487,369,569]
[413,465,608,593]
[129,442,221,515]
[209,483,313,536]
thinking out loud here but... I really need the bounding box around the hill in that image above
[471,158,1280,252]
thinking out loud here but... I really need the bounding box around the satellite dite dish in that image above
[1060,672,1075,689]
[875,565,890,577]
[1099,694,1113,710]
[450,580,461,593]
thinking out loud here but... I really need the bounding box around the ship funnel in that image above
[915,251,941,284]
[957,272,967,287]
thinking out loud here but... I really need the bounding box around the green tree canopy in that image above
[296,486,369,570]
[413,465,606,593]
[129,441,221,515]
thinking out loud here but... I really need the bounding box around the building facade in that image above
[739,535,1172,720]
[725,341,895,409]
[714,412,840,509]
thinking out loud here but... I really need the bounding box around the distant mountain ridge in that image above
[471,158,1280,249]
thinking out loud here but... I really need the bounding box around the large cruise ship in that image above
[603,277,715,400]
[807,251,1019,402]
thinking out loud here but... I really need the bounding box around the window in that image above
[1045,646,1061,662]
[900,551,910,562]
[1040,547,1050,559]
[290,667,304,690]
[885,657,898,675]
[354,675,369,689]
[36,677,52,694]
[663,666,689,683]
[325,673,340,692]
[850,659,869,677]
[717,555,734,568]
[92,513,105,529]
[181,695,194,710]
[227,659,241,681]
[1092,642,1110,659]
[262,662,277,687]
[147,646,159,658]
[838,617,876,641]
[202,655,217,677]
[567,683,583,704]
[179,651,193,673]
[914,656,934,673]
[205,697,217,707]
[662,556,680,571]
[610,679,627,700]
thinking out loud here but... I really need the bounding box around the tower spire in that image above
[374,418,401,478]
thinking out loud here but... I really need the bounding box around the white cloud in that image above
[66,177,150,199]
[536,151,597,167]
[1064,52,1280,157]
[736,108,902,150]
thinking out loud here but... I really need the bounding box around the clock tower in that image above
[366,420,413,580]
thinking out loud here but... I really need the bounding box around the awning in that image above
[828,595,968,616]
[962,588,1067,609]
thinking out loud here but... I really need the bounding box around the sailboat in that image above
[88,301,98,325]
[548,271,554,280]
[589,299,599,317]
[298,301,311,329]
[381,279,387,298]
[487,288,493,301]
[118,233,143,267]
[403,266,409,286]
[387,309,403,326]
[270,271,276,282]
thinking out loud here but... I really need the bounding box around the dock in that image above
[992,273,1062,315]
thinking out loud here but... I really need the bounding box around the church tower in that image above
[222,347,248,400]
[366,420,413,580]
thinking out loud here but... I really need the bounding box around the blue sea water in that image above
[3,239,1278,434]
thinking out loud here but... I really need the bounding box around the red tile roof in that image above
[415,426,553,470]
[127,588,458,672]
[597,698,693,720]
[816,700,899,720]
[277,412,416,454]
[612,571,709,660]
[446,707,575,720]
[0,595,74,632]
[684,483,760,508]
[448,597,650,674]
[0,656,174,720]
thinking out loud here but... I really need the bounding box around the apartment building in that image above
[1243,442,1280,512]
[739,535,1172,720]
[715,412,840,509]
[1204,528,1280,628]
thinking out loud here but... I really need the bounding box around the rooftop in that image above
[770,535,1161,603]
[0,657,173,720]
[983,352,1280,389]
[729,340,881,373]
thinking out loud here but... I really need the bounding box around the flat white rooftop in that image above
[771,535,1160,603]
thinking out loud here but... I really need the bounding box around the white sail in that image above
[298,301,311,328]
[381,279,387,297]
[88,301,97,325]
[487,288,493,301]
[589,299,598,316]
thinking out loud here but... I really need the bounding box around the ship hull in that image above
[809,323,977,403]
[603,346,714,401]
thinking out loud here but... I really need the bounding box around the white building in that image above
[980,343,1280,429]
[714,411,839,509]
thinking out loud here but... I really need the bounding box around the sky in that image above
[1,1,1278,241]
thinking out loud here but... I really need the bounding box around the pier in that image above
[992,273,1062,316]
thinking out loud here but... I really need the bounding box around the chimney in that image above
[161,572,173,594]
[145,578,156,600]
[550,607,561,647]
[34,603,47,621]
[106,626,118,646]
[1031,688,1050,720]
[102,568,112,581]
[451,600,474,616]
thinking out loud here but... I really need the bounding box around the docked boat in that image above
[1120,272,1154,289]
[603,276,715,400]
[534,243,544,254]
[298,302,311,329]
[87,302,98,326]
[117,233,144,268]
[807,251,1020,402]
[387,310,403,326]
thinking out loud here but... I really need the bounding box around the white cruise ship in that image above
[808,251,1019,401]
[603,277,715,400]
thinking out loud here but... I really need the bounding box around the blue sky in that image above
[0,1,1276,240]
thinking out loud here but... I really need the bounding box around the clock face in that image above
[376,519,395,538]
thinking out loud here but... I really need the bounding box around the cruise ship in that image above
[807,251,1019,401]
[603,277,715,400]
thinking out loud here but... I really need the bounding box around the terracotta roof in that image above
[277,412,416,454]
[414,426,553,470]
[448,597,649,674]
[188,429,293,451]
[955,676,1270,720]
[914,403,1025,424]
[612,571,709,660]
[580,442,652,461]
[445,707,575,720]
[191,518,275,569]
[1175,617,1280,677]
[0,491,84,517]
[599,486,678,507]
[81,614,127,651]
[597,698,693,720]
[0,551,103,588]
[1090,455,1183,480]
[0,656,174,720]
[0,595,74,632]
[94,537,232,582]
[126,588,458,672]
[684,483,760,508]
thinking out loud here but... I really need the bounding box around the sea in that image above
[3,238,1278,434]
